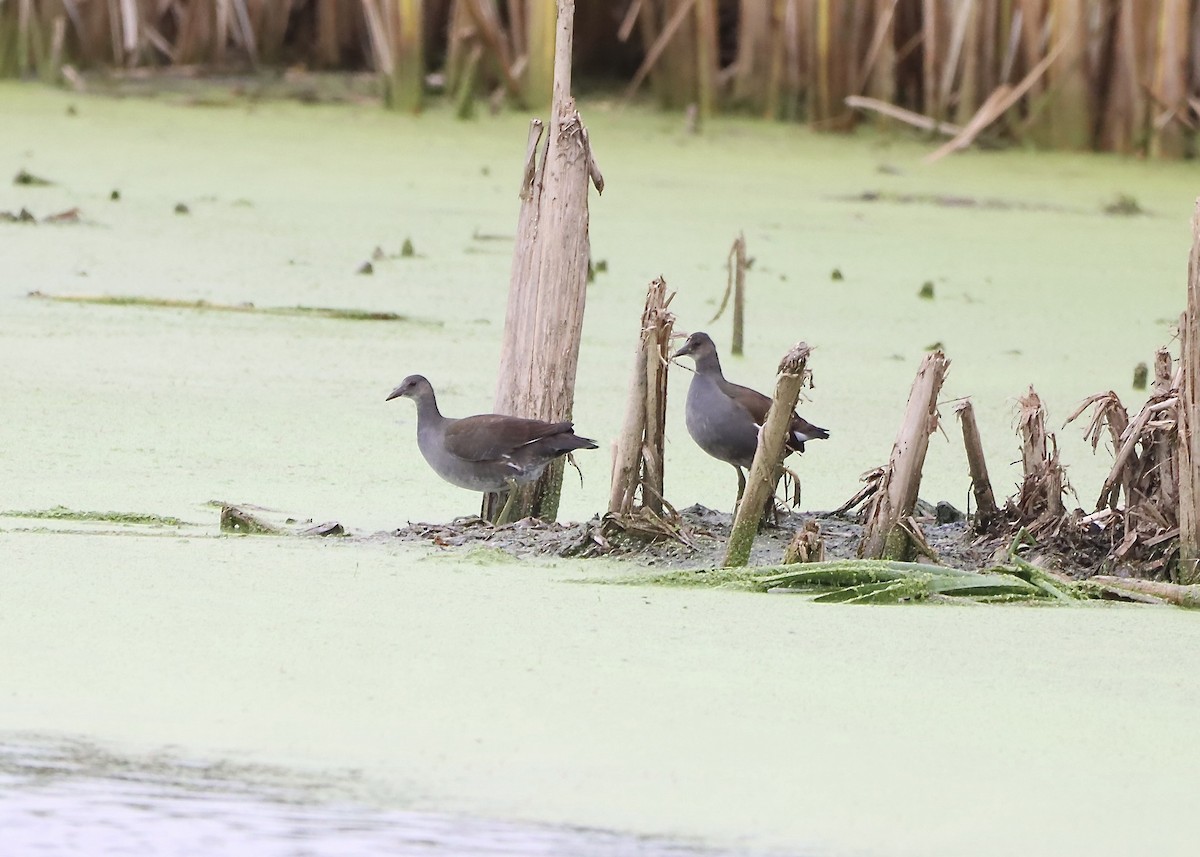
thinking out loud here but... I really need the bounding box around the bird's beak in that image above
[385,386,404,402]
[670,331,691,359]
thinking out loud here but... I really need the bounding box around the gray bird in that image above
[386,375,597,523]
[672,332,829,497]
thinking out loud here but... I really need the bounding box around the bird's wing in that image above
[443,414,569,461]
[718,379,773,426]
[720,379,829,447]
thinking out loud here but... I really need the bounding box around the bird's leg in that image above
[782,466,802,508]
[495,479,519,526]
[730,466,748,517]
[759,467,790,528]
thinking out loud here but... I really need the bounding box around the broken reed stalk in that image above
[709,232,746,355]
[724,342,812,567]
[608,276,675,519]
[783,519,825,564]
[859,350,949,560]
[485,0,601,524]
[1179,198,1200,584]
[1089,576,1200,609]
[1152,349,1179,520]
[1154,348,1174,394]
[730,232,745,355]
[1092,393,1145,512]
[924,39,1067,164]
[843,95,963,136]
[1014,386,1066,532]
[953,398,998,531]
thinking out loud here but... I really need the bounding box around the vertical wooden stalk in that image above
[1099,0,1144,154]
[487,0,601,523]
[1044,0,1090,150]
[977,0,997,95]
[953,399,999,531]
[922,0,941,120]
[609,277,675,517]
[444,0,471,93]
[1153,347,1174,394]
[867,0,898,107]
[1015,386,1065,524]
[694,0,718,121]
[634,0,668,105]
[954,0,981,124]
[507,0,527,60]
[734,0,772,110]
[662,0,699,108]
[384,0,424,112]
[316,0,341,67]
[0,6,15,77]
[859,351,950,560]
[782,0,804,119]
[812,0,832,121]
[16,0,31,74]
[731,232,746,356]
[454,42,483,118]
[1150,0,1189,159]
[724,343,813,567]
[1153,348,1178,515]
[1178,200,1200,584]
[761,0,786,119]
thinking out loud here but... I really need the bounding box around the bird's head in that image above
[386,374,433,402]
[672,331,717,362]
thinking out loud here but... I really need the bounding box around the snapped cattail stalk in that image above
[724,342,813,567]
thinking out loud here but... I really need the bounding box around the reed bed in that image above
[2,0,1196,156]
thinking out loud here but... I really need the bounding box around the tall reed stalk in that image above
[6,0,1197,157]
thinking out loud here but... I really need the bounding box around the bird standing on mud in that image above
[386,375,597,524]
[672,331,829,498]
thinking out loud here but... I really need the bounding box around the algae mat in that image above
[4,531,1200,857]
[3,83,1197,528]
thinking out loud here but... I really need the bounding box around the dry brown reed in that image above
[3,0,1196,156]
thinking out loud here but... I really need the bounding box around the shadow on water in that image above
[1,735,802,856]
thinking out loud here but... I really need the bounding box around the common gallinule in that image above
[672,332,828,496]
[386,375,598,523]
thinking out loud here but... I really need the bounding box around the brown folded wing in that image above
[720,378,826,448]
[443,414,573,461]
[719,379,773,425]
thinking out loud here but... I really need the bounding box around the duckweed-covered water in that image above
[3,83,1200,857]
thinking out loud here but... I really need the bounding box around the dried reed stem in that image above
[609,277,675,517]
[859,350,949,560]
[488,0,597,523]
[1179,200,1200,583]
[953,398,999,531]
[725,342,812,567]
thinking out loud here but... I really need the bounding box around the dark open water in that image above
[0,735,800,857]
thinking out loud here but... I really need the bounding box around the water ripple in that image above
[1,736,794,856]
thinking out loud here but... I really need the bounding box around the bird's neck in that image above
[694,352,723,376]
[414,393,444,429]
